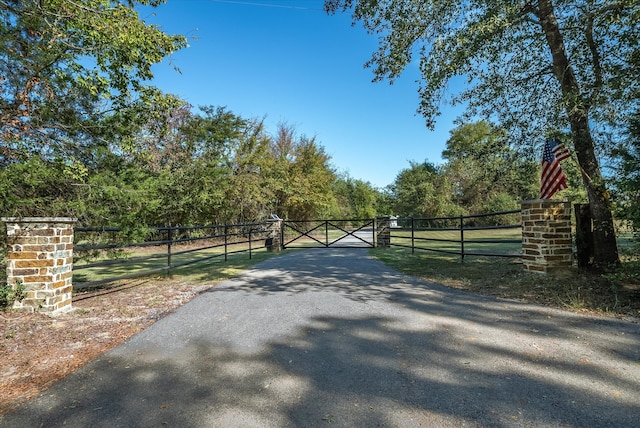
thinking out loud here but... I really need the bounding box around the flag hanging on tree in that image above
[540,139,571,199]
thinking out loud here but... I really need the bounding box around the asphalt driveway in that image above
[2,249,639,427]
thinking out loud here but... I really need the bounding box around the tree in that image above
[324,0,639,269]
[0,156,75,217]
[374,186,395,217]
[0,0,187,162]
[611,111,640,241]
[390,161,460,217]
[152,106,252,225]
[267,124,337,220]
[332,174,377,219]
[442,121,538,211]
[222,118,273,223]
[130,100,196,173]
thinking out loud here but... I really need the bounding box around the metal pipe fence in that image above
[281,219,375,249]
[73,222,271,290]
[389,210,522,261]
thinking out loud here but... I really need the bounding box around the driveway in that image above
[2,249,639,427]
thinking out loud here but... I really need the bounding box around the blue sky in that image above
[139,0,464,188]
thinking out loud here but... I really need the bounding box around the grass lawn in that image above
[72,241,272,286]
[390,227,522,257]
[369,246,640,319]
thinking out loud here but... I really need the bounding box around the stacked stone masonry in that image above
[266,219,283,252]
[520,200,572,274]
[2,217,76,314]
[377,217,391,248]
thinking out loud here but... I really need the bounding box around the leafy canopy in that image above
[324,1,640,147]
[0,0,187,161]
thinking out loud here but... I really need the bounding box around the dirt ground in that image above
[0,277,213,416]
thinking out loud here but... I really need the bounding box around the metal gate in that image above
[282,219,375,249]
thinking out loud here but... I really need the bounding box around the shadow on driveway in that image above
[2,249,639,427]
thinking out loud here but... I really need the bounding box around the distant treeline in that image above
[1,111,637,237]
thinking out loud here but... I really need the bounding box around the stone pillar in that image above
[2,217,77,314]
[376,216,391,248]
[265,219,283,252]
[520,200,572,274]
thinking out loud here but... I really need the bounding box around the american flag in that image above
[540,139,571,199]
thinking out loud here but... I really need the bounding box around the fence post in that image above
[249,228,252,259]
[574,203,594,268]
[520,200,572,274]
[224,225,228,261]
[281,220,285,250]
[460,215,465,263]
[167,227,173,273]
[372,218,377,247]
[1,217,76,314]
[411,217,415,254]
[325,221,329,247]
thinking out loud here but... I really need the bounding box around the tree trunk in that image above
[569,112,619,269]
[536,0,619,269]
[574,203,594,268]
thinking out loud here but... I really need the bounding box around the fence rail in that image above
[73,222,272,290]
[389,210,522,261]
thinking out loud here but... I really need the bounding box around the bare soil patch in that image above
[0,277,213,416]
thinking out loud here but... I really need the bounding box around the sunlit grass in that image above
[167,249,280,282]
[73,241,273,285]
[389,228,522,256]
